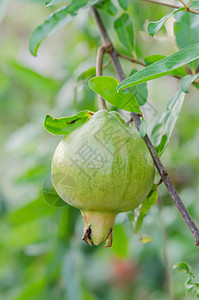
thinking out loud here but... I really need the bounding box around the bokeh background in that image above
[0,0,199,299]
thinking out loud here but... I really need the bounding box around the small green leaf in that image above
[180,73,199,93]
[117,0,128,10]
[127,185,158,234]
[29,0,100,56]
[44,110,94,135]
[140,235,153,243]
[77,67,96,82]
[147,7,184,37]
[139,118,148,137]
[151,91,185,156]
[117,43,199,90]
[173,262,193,275]
[88,76,141,113]
[97,0,117,16]
[114,13,134,53]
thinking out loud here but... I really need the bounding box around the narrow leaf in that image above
[151,91,185,156]
[114,13,134,53]
[45,0,69,7]
[139,118,148,137]
[147,8,184,37]
[88,76,141,113]
[117,43,199,90]
[144,54,187,77]
[127,185,158,234]
[117,0,128,10]
[29,0,99,56]
[44,110,94,135]
[180,73,199,93]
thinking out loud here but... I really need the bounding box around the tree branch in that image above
[96,46,108,110]
[90,6,199,246]
[141,0,199,15]
[117,52,146,67]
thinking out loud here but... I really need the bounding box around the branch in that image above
[117,52,146,67]
[141,0,199,15]
[96,46,108,110]
[90,6,199,246]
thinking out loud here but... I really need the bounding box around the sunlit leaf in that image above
[140,235,153,243]
[151,91,185,156]
[29,0,100,56]
[114,13,134,53]
[88,76,141,113]
[44,110,94,135]
[117,43,199,90]
[147,7,184,37]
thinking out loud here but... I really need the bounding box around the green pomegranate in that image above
[51,110,155,247]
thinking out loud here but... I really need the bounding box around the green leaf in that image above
[117,0,128,10]
[114,13,134,53]
[88,76,141,113]
[173,262,193,275]
[180,73,199,93]
[173,262,199,297]
[147,8,184,37]
[77,67,96,82]
[45,0,69,7]
[129,69,148,106]
[29,0,100,56]
[139,118,148,137]
[112,224,128,258]
[44,110,94,135]
[151,91,185,156]
[97,0,117,16]
[174,8,199,71]
[117,43,199,90]
[144,54,187,77]
[127,185,158,234]
[140,235,153,243]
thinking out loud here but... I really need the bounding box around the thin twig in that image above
[141,0,199,15]
[117,52,146,67]
[90,6,199,246]
[96,46,108,110]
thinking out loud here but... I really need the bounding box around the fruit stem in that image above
[81,210,117,247]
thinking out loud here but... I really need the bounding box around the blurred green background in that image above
[0,0,199,299]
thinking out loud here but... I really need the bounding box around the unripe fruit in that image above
[51,110,155,247]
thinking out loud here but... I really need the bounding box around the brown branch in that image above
[90,6,199,246]
[117,52,146,67]
[141,0,199,15]
[96,46,108,110]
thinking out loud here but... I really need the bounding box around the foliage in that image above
[1,0,199,299]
